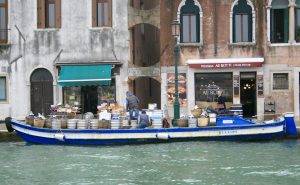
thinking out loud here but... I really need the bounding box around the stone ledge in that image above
[0,132,21,142]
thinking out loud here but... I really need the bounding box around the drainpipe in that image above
[213,0,218,56]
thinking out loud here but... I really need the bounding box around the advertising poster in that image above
[167,73,187,107]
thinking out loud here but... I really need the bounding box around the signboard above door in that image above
[187,58,264,69]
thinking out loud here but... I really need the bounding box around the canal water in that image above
[0,141,300,185]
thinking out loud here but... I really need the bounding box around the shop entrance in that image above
[30,68,53,116]
[81,86,98,114]
[132,77,161,109]
[240,72,257,118]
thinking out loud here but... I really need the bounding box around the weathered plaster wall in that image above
[0,0,130,120]
[159,0,300,120]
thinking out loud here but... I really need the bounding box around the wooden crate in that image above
[25,117,34,126]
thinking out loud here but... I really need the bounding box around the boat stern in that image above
[284,113,298,138]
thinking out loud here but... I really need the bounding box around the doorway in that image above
[240,72,256,118]
[81,86,98,114]
[30,68,53,116]
[132,77,161,109]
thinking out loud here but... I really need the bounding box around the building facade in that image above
[0,0,130,120]
[128,0,300,122]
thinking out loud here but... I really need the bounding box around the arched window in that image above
[231,0,254,43]
[270,0,289,43]
[179,0,201,43]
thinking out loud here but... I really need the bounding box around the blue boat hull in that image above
[8,115,294,145]
[15,130,285,145]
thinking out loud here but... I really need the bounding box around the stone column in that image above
[289,1,296,43]
[233,71,240,105]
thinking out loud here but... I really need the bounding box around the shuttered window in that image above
[37,0,61,29]
[0,77,7,101]
[0,0,7,43]
[270,0,289,43]
[182,14,197,43]
[235,14,249,42]
[232,0,253,43]
[180,0,200,43]
[92,0,112,27]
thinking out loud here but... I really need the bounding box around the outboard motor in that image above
[5,117,14,133]
[284,113,298,138]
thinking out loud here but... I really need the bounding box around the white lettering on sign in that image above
[190,62,262,69]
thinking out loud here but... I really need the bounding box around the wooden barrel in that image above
[51,119,61,129]
[77,120,87,129]
[90,119,99,129]
[61,118,68,129]
[67,119,77,129]
[177,119,188,127]
[45,119,52,128]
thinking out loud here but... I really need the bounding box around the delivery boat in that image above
[4,114,298,145]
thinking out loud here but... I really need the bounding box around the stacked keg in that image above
[51,119,62,129]
[151,110,163,128]
[77,119,87,129]
[188,117,198,128]
[67,119,77,129]
[111,114,120,129]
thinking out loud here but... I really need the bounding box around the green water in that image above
[0,141,300,185]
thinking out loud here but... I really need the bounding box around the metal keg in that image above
[77,119,87,129]
[188,118,198,128]
[67,119,77,129]
[151,110,163,128]
[51,119,61,129]
[111,114,120,129]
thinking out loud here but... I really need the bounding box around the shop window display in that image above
[63,87,81,106]
[195,73,233,109]
[63,79,116,113]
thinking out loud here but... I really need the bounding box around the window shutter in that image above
[37,0,46,28]
[55,0,61,28]
[92,0,97,27]
[108,0,112,27]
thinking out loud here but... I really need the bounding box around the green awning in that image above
[58,65,112,87]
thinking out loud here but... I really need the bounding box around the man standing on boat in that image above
[126,91,140,120]
[217,90,226,114]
